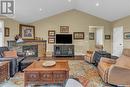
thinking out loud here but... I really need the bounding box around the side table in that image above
[93,51,111,66]
[0,61,10,83]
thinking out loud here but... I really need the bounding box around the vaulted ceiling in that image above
[10,0,130,23]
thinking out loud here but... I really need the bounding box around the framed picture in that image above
[60,26,69,33]
[105,35,111,40]
[89,33,94,40]
[4,27,10,37]
[48,37,55,44]
[19,24,35,40]
[73,32,84,39]
[124,32,130,39]
[48,30,55,36]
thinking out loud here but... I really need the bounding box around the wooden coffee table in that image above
[24,60,69,86]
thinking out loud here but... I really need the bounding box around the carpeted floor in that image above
[0,60,108,87]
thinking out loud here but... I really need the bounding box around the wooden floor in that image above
[42,55,84,60]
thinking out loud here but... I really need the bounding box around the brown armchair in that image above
[98,48,130,86]
[84,50,94,63]
[84,44,103,63]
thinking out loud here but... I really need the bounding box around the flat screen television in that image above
[56,34,72,44]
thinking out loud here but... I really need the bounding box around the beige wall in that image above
[113,16,130,48]
[31,10,112,55]
[0,10,112,55]
[0,18,20,45]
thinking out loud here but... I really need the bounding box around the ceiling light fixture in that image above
[68,0,71,3]
[96,2,99,7]
[39,8,43,12]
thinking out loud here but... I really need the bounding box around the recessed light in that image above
[68,0,71,3]
[96,2,99,7]
[39,8,43,12]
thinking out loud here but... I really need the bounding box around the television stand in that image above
[54,45,74,57]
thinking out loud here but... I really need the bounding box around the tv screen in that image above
[56,34,72,44]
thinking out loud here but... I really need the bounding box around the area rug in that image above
[0,60,106,87]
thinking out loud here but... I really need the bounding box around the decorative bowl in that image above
[42,60,56,67]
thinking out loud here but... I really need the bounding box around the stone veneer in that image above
[7,40,46,58]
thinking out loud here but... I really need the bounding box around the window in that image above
[0,20,4,46]
[96,28,104,45]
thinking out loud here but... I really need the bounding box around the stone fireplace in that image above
[23,45,38,57]
[7,40,46,58]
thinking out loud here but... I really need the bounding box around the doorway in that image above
[89,26,104,50]
[96,27,104,45]
[113,26,123,57]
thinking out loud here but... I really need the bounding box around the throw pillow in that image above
[3,50,18,58]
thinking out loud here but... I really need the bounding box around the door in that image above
[113,26,123,57]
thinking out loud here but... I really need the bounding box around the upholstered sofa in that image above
[98,48,130,86]
[0,47,25,77]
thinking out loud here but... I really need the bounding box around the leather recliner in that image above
[98,48,130,86]
[0,47,24,77]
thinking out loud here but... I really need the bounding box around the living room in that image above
[0,0,130,87]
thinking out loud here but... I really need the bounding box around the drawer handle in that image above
[30,74,36,78]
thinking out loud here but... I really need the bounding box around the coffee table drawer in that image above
[25,72,40,81]
[53,71,66,83]
[40,72,52,81]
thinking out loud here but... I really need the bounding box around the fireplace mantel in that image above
[24,40,46,42]
[7,40,46,57]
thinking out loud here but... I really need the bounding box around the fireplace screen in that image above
[23,45,38,57]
